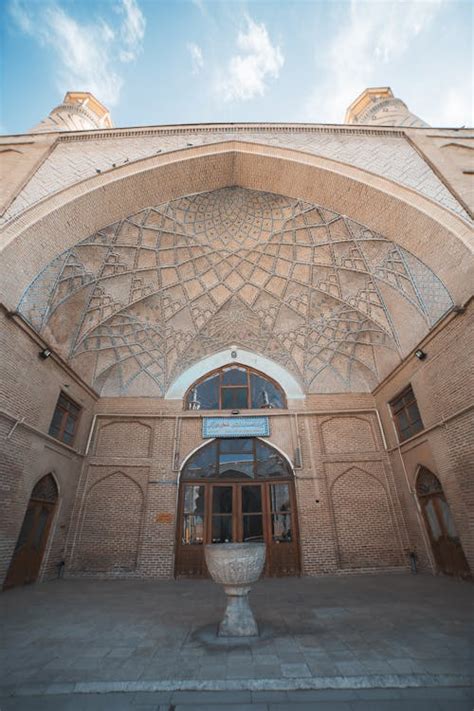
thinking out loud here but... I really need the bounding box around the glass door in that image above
[240,485,264,543]
[210,485,234,543]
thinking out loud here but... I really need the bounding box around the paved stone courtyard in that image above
[0,573,472,709]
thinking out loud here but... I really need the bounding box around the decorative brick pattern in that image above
[331,466,403,568]
[18,187,452,396]
[95,421,151,458]
[321,416,377,454]
[2,128,470,224]
[74,470,144,572]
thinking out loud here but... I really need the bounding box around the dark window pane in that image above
[49,393,81,444]
[411,420,423,436]
[182,514,204,544]
[407,402,421,424]
[64,415,76,435]
[58,394,70,409]
[270,484,290,512]
[243,515,264,542]
[219,453,253,478]
[390,386,423,443]
[182,441,217,479]
[212,516,233,542]
[188,375,219,410]
[250,374,285,409]
[62,431,74,445]
[220,438,253,453]
[416,470,442,496]
[242,485,262,513]
[255,441,290,478]
[212,486,233,514]
[221,367,247,385]
[222,387,248,409]
[272,513,292,542]
[397,411,409,430]
[183,485,205,515]
[48,409,63,436]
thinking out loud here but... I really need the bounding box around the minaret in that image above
[30,92,114,133]
[345,87,428,128]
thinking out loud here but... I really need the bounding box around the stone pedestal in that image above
[204,543,266,637]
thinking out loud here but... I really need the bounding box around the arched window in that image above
[181,438,292,480]
[185,364,286,410]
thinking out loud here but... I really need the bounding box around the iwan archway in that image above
[176,437,300,578]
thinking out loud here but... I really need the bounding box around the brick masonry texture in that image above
[0,120,472,587]
[65,408,408,579]
[2,127,471,224]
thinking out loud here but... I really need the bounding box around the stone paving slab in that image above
[0,688,473,710]
[0,573,472,700]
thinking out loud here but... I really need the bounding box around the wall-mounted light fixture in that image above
[415,349,427,360]
[39,348,52,359]
[231,409,240,415]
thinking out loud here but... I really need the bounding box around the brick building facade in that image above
[0,89,472,587]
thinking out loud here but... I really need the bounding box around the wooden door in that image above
[417,468,471,579]
[175,480,300,577]
[264,482,300,577]
[4,499,56,589]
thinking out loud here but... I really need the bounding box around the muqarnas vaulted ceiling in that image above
[19,187,453,396]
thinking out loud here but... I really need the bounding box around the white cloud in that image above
[9,0,33,33]
[119,0,146,63]
[187,42,204,75]
[9,0,146,107]
[217,15,284,102]
[191,0,206,15]
[305,0,443,123]
[431,86,473,127]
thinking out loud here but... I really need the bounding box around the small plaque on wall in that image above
[202,416,270,438]
[156,513,173,524]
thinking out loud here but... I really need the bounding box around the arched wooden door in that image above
[4,474,59,589]
[175,438,300,578]
[416,468,470,579]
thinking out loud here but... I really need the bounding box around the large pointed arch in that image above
[2,145,472,396]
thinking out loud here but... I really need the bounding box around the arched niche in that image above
[175,437,300,578]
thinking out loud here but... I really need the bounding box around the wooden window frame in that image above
[184,363,287,411]
[48,391,81,446]
[389,384,424,443]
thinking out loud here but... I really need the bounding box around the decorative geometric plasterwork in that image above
[18,187,453,396]
[2,128,470,224]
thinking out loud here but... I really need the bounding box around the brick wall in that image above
[374,301,474,573]
[65,402,408,579]
[0,310,96,586]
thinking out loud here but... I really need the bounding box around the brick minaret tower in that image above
[345,87,428,127]
[30,91,114,133]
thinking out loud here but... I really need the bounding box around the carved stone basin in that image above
[205,543,266,637]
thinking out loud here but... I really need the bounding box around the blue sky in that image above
[1,0,473,134]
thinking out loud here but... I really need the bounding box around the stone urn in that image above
[204,543,266,637]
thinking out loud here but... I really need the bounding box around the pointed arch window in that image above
[185,364,286,411]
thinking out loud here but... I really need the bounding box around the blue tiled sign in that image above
[202,416,270,438]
